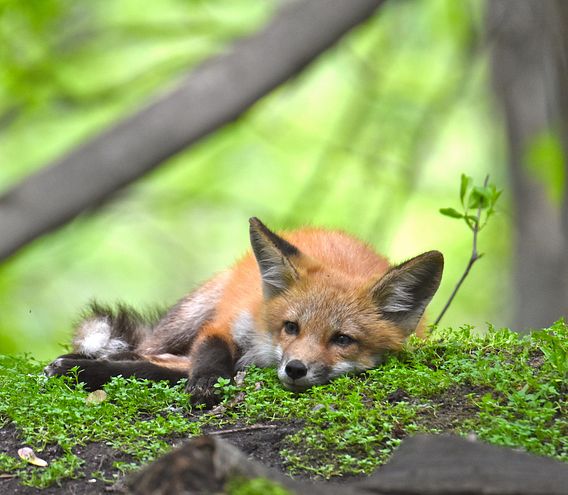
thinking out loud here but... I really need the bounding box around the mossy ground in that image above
[0,321,566,493]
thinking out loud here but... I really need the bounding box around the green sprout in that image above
[435,174,502,325]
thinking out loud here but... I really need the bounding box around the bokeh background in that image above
[1,0,565,359]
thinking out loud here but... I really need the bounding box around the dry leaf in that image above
[210,404,226,416]
[18,447,48,467]
[86,390,107,405]
[234,371,247,387]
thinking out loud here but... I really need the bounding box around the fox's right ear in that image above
[249,217,301,299]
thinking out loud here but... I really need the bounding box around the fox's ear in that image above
[249,217,301,298]
[370,251,444,335]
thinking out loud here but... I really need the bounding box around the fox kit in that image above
[45,218,443,406]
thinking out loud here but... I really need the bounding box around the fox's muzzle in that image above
[277,358,331,391]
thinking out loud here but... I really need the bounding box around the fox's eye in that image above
[331,333,356,347]
[283,321,300,336]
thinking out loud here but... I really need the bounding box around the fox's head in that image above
[249,217,444,392]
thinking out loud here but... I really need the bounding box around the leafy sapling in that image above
[435,174,502,326]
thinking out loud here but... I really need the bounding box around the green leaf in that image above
[467,186,491,209]
[460,174,472,206]
[524,130,565,205]
[491,188,503,205]
[439,207,463,219]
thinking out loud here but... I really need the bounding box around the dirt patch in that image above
[0,419,305,494]
[0,423,133,495]
[527,349,545,369]
[414,384,488,433]
[204,420,304,472]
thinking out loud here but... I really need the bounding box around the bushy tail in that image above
[72,302,160,358]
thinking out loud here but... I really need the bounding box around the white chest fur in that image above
[231,311,282,369]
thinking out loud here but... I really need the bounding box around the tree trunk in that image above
[488,0,568,330]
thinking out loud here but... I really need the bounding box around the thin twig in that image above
[208,424,278,436]
[434,175,490,327]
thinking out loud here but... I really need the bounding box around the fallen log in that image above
[126,434,568,494]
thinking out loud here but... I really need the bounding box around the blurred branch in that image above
[0,0,384,262]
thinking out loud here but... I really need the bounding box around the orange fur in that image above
[144,354,191,373]
[215,227,390,331]
[164,223,442,393]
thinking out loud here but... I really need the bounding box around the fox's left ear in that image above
[369,251,444,335]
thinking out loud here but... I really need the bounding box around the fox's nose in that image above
[285,360,307,380]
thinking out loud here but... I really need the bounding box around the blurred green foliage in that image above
[525,130,565,205]
[0,0,510,358]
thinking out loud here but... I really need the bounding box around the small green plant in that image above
[436,174,502,325]
[0,452,24,472]
[214,376,239,401]
[225,476,292,495]
[532,320,568,377]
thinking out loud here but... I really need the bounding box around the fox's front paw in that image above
[186,375,224,408]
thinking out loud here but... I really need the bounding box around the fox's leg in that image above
[185,324,236,407]
[44,354,191,391]
[43,350,145,380]
[140,272,231,355]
